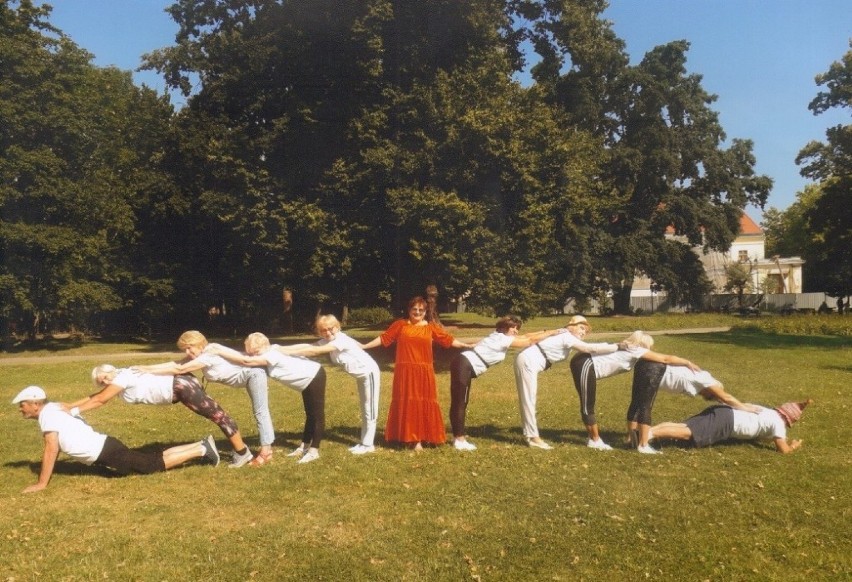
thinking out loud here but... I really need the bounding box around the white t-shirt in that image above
[265,346,322,391]
[528,331,617,364]
[590,347,648,379]
[462,331,515,376]
[38,403,107,465]
[195,343,253,385]
[658,366,719,397]
[731,406,787,440]
[317,332,379,378]
[111,369,174,405]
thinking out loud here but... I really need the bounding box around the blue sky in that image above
[44,0,850,217]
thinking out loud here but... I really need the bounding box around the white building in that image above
[632,213,804,297]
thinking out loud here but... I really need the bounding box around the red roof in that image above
[664,212,762,236]
[739,212,762,235]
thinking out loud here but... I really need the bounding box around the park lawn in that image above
[0,327,849,581]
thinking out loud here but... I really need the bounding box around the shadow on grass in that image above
[652,438,778,453]
[685,329,851,351]
[2,336,177,354]
[6,460,122,478]
[8,438,226,480]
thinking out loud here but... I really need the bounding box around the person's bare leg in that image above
[586,423,600,441]
[162,442,205,469]
[637,423,652,447]
[228,431,248,453]
[626,420,639,444]
[649,422,692,441]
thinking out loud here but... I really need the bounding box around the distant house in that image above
[632,212,804,297]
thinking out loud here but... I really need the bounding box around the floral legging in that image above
[172,374,239,438]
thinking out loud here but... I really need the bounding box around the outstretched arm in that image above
[512,328,565,348]
[133,359,204,376]
[23,432,60,493]
[276,343,334,358]
[451,338,476,349]
[361,337,383,350]
[63,385,123,414]
[642,351,701,372]
[208,344,269,367]
[572,340,618,356]
[700,386,760,412]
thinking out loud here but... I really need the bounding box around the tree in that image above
[723,262,754,307]
[143,0,607,320]
[517,3,772,313]
[795,41,852,298]
[0,0,177,339]
[761,185,821,259]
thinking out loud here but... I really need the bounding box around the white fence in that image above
[625,292,844,314]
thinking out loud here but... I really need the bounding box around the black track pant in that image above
[626,360,667,425]
[570,353,598,426]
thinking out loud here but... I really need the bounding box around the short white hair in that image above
[91,364,118,387]
[624,331,654,349]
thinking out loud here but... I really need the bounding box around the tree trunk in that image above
[612,284,633,315]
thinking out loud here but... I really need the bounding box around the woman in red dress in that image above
[363,296,472,449]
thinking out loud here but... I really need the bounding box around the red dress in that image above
[381,319,455,444]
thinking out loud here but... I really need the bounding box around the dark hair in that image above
[407,296,427,310]
[495,316,522,333]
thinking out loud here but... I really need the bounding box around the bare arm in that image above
[451,339,476,349]
[774,437,802,454]
[23,432,60,493]
[361,337,383,350]
[700,386,759,412]
[572,340,618,356]
[641,351,701,372]
[512,329,564,348]
[62,385,123,414]
[133,359,204,376]
[208,344,269,367]
[276,343,334,358]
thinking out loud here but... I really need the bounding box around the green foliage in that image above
[794,41,852,297]
[522,6,772,313]
[345,306,393,327]
[732,313,852,337]
[0,1,177,338]
[723,262,755,301]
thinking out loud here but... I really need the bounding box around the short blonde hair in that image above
[314,314,341,334]
[244,332,271,354]
[91,364,118,387]
[624,330,654,349]
[177,330,208,350]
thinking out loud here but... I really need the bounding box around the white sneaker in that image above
[527,438,553,450]
[587,438,613,451]
[228,447,253,468]
[454,439,477,451]
[349,444,376,455]
[637,444,662,455]
[298,448,320,464]
[286,444,308,458]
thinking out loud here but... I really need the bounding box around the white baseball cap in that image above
[11,386,47,404]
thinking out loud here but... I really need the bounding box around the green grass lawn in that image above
[1,316,850,580]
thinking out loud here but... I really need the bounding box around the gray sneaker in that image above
[202,435,220,466]
[229,448,253,468]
